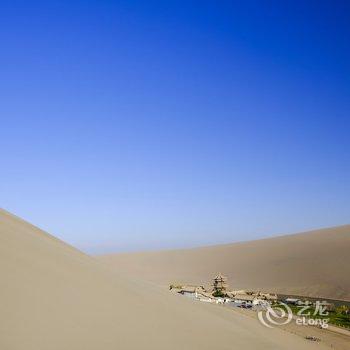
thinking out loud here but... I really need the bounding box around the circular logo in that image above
[258,302,293,328]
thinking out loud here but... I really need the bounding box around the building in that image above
[260,293,278,303]
[212,273,228,295]
[226,290,247,297]
[233,294,256,304]
[284,298,300,305]
[196,291,215,303]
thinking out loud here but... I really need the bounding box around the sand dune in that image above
[0,208,333,349]
[100,226,350,301]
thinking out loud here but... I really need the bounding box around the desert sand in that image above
[100,225,350,300]
[0,208,338,349]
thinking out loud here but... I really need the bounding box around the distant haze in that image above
[1,1,349,253]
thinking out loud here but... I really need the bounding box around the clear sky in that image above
[1,1,349,253]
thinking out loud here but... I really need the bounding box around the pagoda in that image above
[212,273,228,296]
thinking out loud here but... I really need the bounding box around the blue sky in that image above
[1,1,349,253]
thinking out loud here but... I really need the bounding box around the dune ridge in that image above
[100,225,350,301]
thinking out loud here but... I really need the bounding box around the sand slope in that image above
[0,208,331,349]
[100,226,350,300]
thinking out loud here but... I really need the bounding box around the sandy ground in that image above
[0,208,343,349]
[224,305,350,350]
[100,225,350,300]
